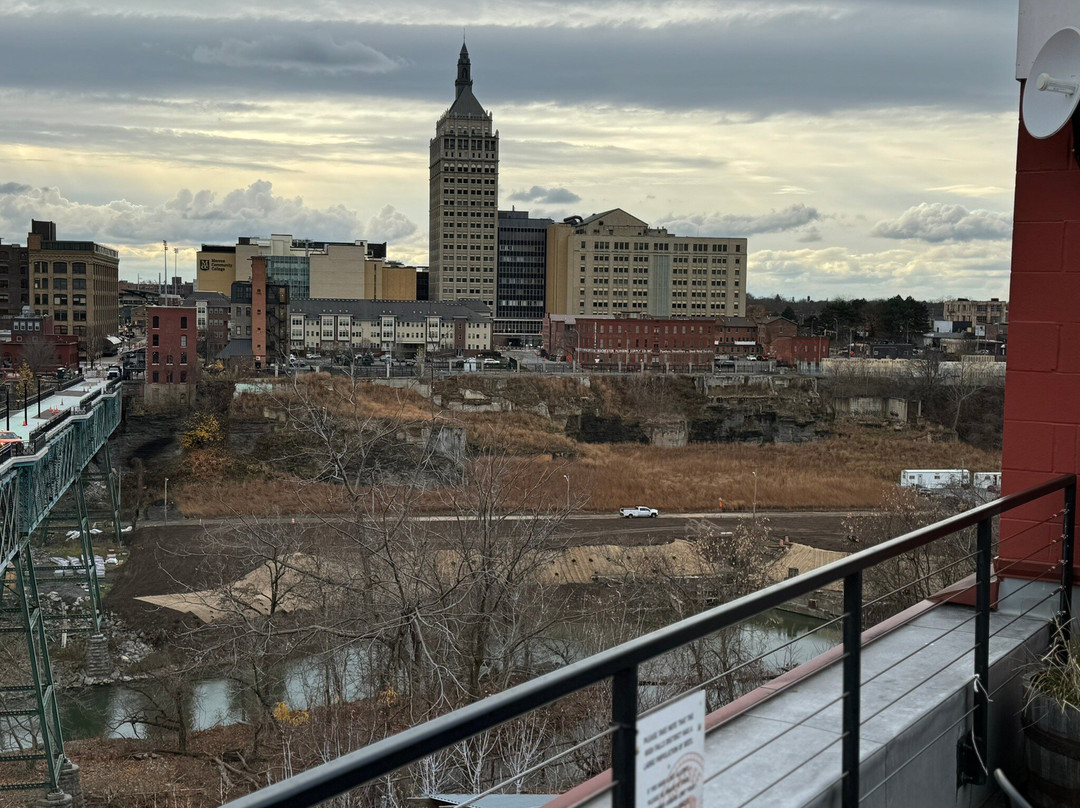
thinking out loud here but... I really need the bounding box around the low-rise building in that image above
[144,305,198,404]
[943,297,1008,326]
[771,335,830,366]
[542,313,716,368]
[715,316,759,357]
[289,299,492,357]
[0,308,79,372]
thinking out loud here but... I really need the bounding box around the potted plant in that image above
[1022,641,1080,807]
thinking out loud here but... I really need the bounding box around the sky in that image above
[0,1,1023,300]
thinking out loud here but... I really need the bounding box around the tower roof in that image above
[448,41,488,117]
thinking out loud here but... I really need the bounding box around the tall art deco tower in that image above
[429,43,499,305]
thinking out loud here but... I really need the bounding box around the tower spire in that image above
[456,40,472,99]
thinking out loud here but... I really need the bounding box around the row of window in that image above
[33,261,87,273]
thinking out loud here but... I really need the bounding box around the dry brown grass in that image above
[176,425,999,517]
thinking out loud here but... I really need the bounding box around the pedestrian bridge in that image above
[0,375,123,800]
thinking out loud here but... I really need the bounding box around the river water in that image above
[49,609,840,743]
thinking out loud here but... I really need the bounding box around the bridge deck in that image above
[1,378,112,445]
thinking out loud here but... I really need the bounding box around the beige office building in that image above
[546,209,747,318]
[429,43,499,306]
[26,220,119,354]
[199,235,418,302]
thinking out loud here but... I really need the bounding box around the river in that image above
[47,609,840,743]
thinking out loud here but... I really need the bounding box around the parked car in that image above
[619,506,659,518]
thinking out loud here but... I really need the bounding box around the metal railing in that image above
[222,474,1077,808]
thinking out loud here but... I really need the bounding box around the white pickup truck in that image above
[619,505,658,518]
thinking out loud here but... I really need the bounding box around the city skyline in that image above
[0,1,1017,300]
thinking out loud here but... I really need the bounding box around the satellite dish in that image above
[1024,26,1080,139]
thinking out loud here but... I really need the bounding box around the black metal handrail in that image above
[222,474,1077,808]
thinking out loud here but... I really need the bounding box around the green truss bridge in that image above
[0,375,123,804]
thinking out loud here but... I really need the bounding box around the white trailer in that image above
[899,469,971,490]
[972,472,1002,491]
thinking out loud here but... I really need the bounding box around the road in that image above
[137,510,859,553]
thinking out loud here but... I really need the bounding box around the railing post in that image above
[842,571,862,808]
[970,516,992,786]
[611,666,638,808]
[1060,480,1076,652]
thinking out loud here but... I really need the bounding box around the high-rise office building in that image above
[429,43,499,306]
[496,210,552,346]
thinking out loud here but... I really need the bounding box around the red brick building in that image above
[1,309,79,372]
[757,316,797,353]
[542,314,716,368]
[770,336,830,366]
[144,305,198,404]
[715,316,759,357]
[1000,8,1080,585]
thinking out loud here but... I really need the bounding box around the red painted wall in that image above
[1000,84,1080,577]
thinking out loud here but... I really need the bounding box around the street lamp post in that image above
[164,477,169,526]
[562,474,570,509]
[752,470,758,521]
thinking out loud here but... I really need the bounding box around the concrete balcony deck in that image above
[556,599,1052,808]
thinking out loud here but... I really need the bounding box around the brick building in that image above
[714,316,759,357]
[144,306,198,404]
[757,316,797,353]
[542,314,716,369]
[0,239,29,322]
[771,336,830,367]
[1,308,79,372]
[27,220,119,359]
[223,256,290,368]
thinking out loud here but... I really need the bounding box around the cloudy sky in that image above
[0,1,1022,300]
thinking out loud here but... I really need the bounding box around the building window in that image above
[180,371,187,383]
[152,352,159,364]
[72,262,86,274]
[180,335,187,348]
[167,355,173,365]
[152,334,159,346]
[52,262,67,274]
[180,316,188,329]
[180,352,187,365]
[152,372,159,383]
[152,315,159,328]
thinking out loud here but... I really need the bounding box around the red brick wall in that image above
[771,336,829,365]
[251,257,267,366]
[1000,84,1080,577]
[146,306,197,385]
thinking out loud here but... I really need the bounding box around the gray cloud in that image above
[507,186,581,205]
[0,5,1017,115]
[365,205,417,242]
[656,204,820,237]
[870,202,1011,243]
[0,183,32,195]
[192,36,401,75]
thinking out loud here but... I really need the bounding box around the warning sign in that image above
[636,691,706,808]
